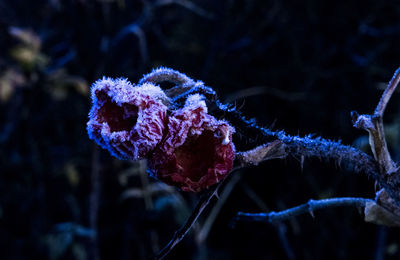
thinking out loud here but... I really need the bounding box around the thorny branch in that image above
[235,67,400,228]
[216,69,400,205]
[151,67,400,259]
[215,102,381,181]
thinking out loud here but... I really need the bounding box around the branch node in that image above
[268,211,276,223]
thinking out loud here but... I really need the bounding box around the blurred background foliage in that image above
[1,0,400,259]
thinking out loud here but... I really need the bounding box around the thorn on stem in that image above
[307,199,315,218]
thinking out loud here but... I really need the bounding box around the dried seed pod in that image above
[87,77,168,160]
[150,94,235,192]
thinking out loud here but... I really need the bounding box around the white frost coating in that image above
[90,77,170,108]
[222,127,231,145]
[87,77,168,160]
[183,94,208,113]
[139,83,170,103]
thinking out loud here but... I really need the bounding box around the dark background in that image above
[0,0,400,259]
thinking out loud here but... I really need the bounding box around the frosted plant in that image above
[87,67,400,260]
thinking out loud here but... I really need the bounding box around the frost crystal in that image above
[150,94,236,192]
[87,77,168,160]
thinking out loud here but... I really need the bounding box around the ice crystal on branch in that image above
[87,78,168,160]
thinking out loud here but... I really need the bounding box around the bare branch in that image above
[351,68,400,177]
[154,0,214,19]
[351,68,400,175]
[351,68,400,211]
[196,173,241,245]
[375,67,400,117]
[154,181,222,260]
[234,197,374,224]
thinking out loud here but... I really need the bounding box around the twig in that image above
[234,197,374,223]
[154,0,214,20]
[351,68,400,206]
[154,180,223,260]
[353,67,400,174]
[196,173,241,245]
[375,67,400,117]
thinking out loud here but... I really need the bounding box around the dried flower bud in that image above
[150,94,235,192]
[87,77,168,160]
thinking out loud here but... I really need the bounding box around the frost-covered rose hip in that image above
[150,94,235,192]
[87,77,168,160]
